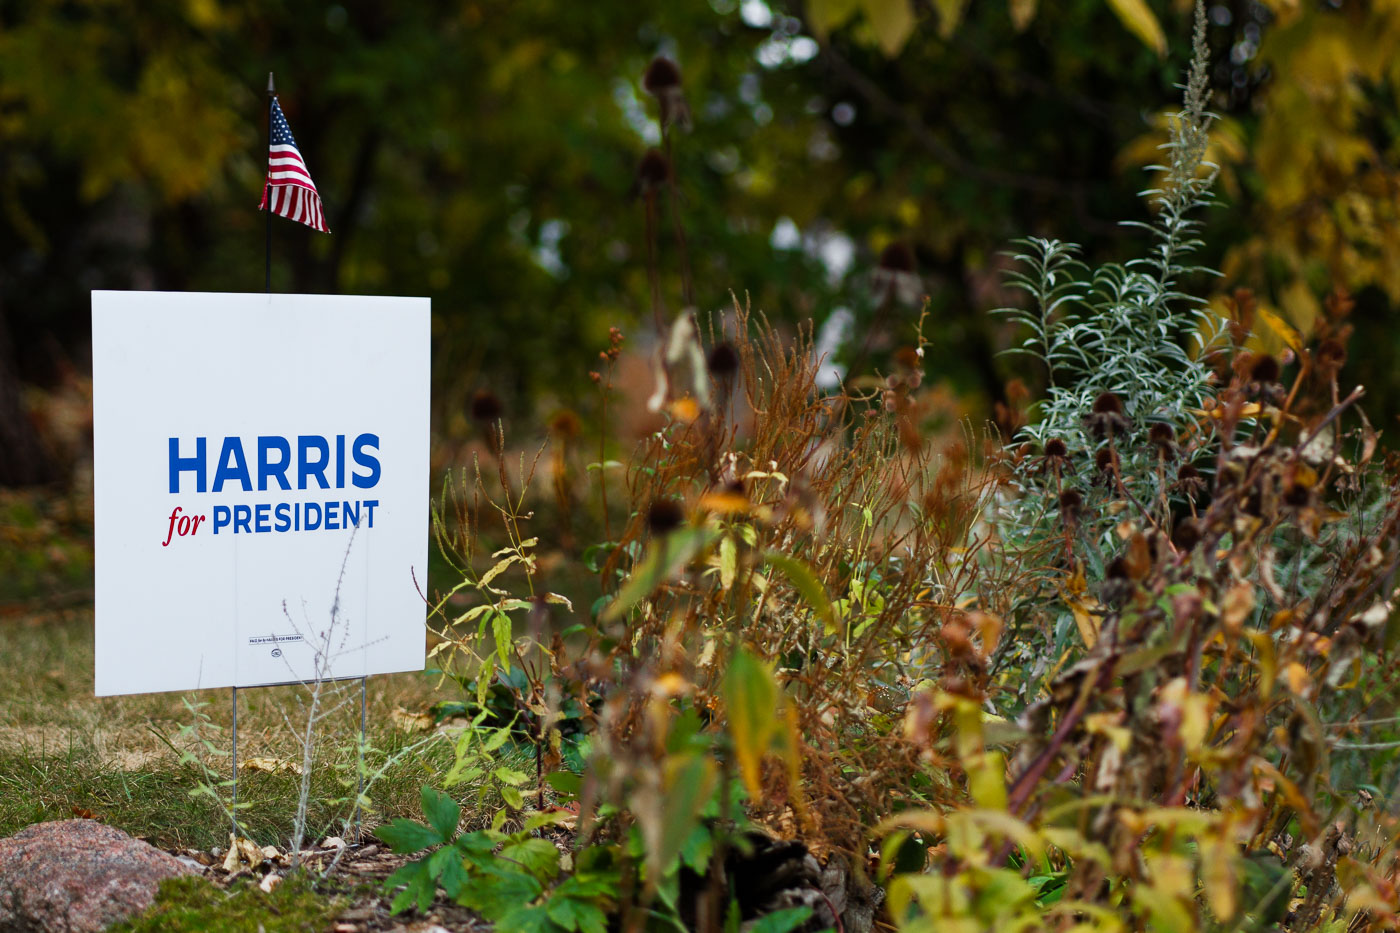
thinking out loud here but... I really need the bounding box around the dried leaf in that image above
[223,834,264,872]
[239,756,304,775]
[390,708,434,733]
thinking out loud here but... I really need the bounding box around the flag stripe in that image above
[259,98,329,233]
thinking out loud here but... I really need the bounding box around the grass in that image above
[0,608,458,850]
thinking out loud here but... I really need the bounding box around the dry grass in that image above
[0,606,455,849]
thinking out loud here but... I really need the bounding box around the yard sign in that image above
[91,291,430,696]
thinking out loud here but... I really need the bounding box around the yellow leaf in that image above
[1284,660,1311,696]
[1009,0,1038,31]
[862,0,917,54]
[1221,583,1255,633]
[1200,836,1238,921]
[478,554,519,590]
[806,0,862,40]
[719,535,737,590]
[1107,0,1166,56]
[967,749,1008,811]
[1256,303,1303,354]
[723,647,779,799]
[931,0,968,38]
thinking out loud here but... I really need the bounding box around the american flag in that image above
[259,98,329,233]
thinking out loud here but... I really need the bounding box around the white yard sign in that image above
[92,291,430,696]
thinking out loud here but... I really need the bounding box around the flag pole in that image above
[265,72,276,294]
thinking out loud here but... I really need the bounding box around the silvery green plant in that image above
[993,1,1223,569]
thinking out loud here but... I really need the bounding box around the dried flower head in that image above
[642,56,691,131]
[1148,422,1177,458]
[1089,448,1119,488]
[635,149,671,195]
[1045,438,1069,460]
[646,497,685,535]
[1325,286,1355,319]
[549,409,582,439]
[471,389,503,422]
[1315,338,1347,376]
[1058,488,1084,522]
[642,56,681,93]
[1250,353,1281,385]
[872,242,922,305]
[879,242,916,273]
[1283,479,1313,508]
[706,340,740,376]
[1171,518,1202,551]
[1085,392,1129,438]
[1094,392,1123,414]
[1174,462,1206,497]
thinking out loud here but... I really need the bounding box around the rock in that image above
[0,819,197,933]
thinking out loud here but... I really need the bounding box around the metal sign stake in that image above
[230,685,239,839]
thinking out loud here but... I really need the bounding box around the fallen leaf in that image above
[222,834,264,872]
[390,707,434,733]
[239,756,304,775]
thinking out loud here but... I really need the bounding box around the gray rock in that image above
[0,819,197,932]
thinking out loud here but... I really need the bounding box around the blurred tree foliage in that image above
[0,0,1397,485]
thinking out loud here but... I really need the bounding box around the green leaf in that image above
[680,822,714,873]
[719,535,737,590]
[762,551,835,634]
[495,904,558,933]
[653,753,717,879]
[723,647,779,799]
[748,906,813,933]
[458,865,545,920]
[456,830,499,859]
[493,611,514,674]
[603,527,719,621]
[501,784,525,809]
[421,786,461,843]
[547,894,609,933]
[483,726,512,752]
[501,837,562,882]
[546,771,583,797]
[476,657,496,708]
[438,852,469,899]
[494,766,531,786]
[376,818,443,854]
